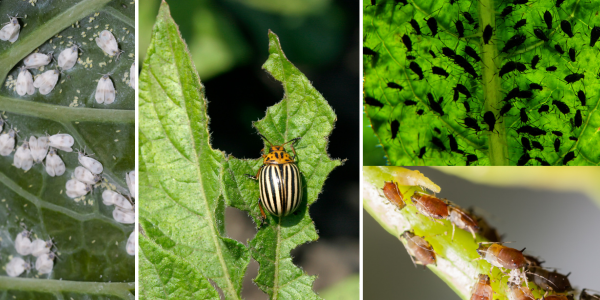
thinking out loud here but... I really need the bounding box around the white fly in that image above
[48,133,74,152]
[6,257,30,277]
[0,15,20,43]
[16,66,34,96]
[95,74,115,104]
[126,171,135,198]
[23,52,52,69]
[74,166,101,184]
[102,190,133,210]
[35,252,55,274]
[30,239,52,257]
[15,230,32,256]
[95,30,122,58]
[14,141,33,171]
[129,62,135,89]
[45,148,65,177]
[0,117,3,132]
[66,179,91,198]
[78,151,103,174]
[126,231,135,255]
[29,136,49,164]
[33,69,60,95]
[113,207,134,224]
[0,129,16,156]
[57,45,79,70]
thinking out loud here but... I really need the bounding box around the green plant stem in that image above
[479,0,508,165]
[0,277,134,299]
[0,0,112,82]
[0,96,134,123]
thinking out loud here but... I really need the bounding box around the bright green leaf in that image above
[363,0,600,166]
[0,0,135,298]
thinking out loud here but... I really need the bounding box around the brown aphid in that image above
[448,205,480,240]
[524,254,545,267]
[382,181,406,209]
[527,266,572,292]
[506,282,536,300]
[476,243,527,270]
[581,289,600,300]
[411,192,449,220]
[400,231,436,267]
[471,274,494,300]
[542,294,574,300]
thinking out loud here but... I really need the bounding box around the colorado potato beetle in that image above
[246,134,303,220]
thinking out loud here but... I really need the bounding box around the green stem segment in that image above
[479,0,509,165]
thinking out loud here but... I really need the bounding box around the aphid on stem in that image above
[470,274,493,300]
[382,181,405,209]
[400,231,436,267]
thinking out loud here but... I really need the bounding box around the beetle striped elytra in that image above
[246,134,303,221]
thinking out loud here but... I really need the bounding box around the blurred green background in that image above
[140,0,359,298]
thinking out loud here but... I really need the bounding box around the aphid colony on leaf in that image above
[0,15,21,43]
[6,229,57,276]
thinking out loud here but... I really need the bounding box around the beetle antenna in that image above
[258,133,273,146]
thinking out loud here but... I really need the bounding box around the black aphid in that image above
[364,47,377,55]
[448,134,464,154]
[575,109,582,127]
[369,0,376,5]
[531,141,544,151]
[531,55,540,69]
[407,55,417,60]
[535,157,550,166]
[564,72,584,84]
[456,20,465,38]
[501,34,526,53]
[546,66,557,72]
[554,44,564,54]
[577,90,586,106]
[504,87,520,102]
[453,89,459,101]
[434,127,441,134]
[464,46,481,62]
[518,90,533,99]
[396,0,408,5]
[590,26,600,47]
[553,100,570,114]
[453,55,479,78]
[500,102,513,116]
[569,136,578,141]
[501,6,513,18]
[555,0,565,7]
[568,48,576,62]
[554,138,561,152]
[429,50,437,58]
[561,20,574,38]
[513,0,528,4]
[518,152,531,166]
[409,19,422,35]
[483,111,496,132]
[483,25,493,44]
[466,154,478,166]
[534,29,549,42]
[402,35,413,51]
[442,47,457,58]
[517,125,547,136]
[514,19,527,30]
[563,151,575,165]
[455,84,472,98]
[463,117,481,131]
[404,100,418,106]
[432,66,450,78]
[515,62,527,72]
[520,108,529,123]
[463,101,470,112]
[418,146,426,159]
[426,17,438,37]
[499,61,517,77]
[365,97,383,107]
[431,136,446,151]
[409,62,424,80]
[544,10,553,29]
[428,93,445,116]
[387,82,403,90]
[552,131,563,136]
[417,109,425,115]
[391,120,399,139]
[521,137,532,151]
[530,83,543,90]
[538,105,550,114]
[463,12,475,24]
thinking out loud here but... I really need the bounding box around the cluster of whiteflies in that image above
[66,150,103,198]
[0,119,72,176]
[6,230,56,277]
[102,171,135,227]
[3,13,135,99]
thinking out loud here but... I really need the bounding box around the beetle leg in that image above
[258,200,267,221]
[286,137,302,159]
[245,167,262,180]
